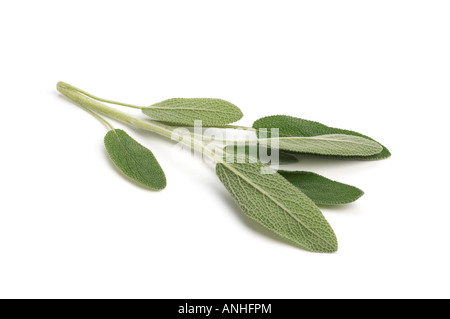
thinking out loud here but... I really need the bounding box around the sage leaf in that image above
[216,161,338,252]
[278,171,364,205]
[104,129,166,190]
[142,98,243,126]
[253,115,391,160]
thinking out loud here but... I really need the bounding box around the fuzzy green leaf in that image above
[278,171,364,205]
[224,145,299,164]
[142,98,243,126]
[104,129,166,190]
[253,115,390,160]
[216,161,338,253]
[260,134,382,156]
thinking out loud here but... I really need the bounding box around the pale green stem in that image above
[58,82,173,138]
[58,82,215,142]
[57,82,222,162]
[77,103,115,131]
[58,82,143,109]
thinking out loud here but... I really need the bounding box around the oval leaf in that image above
[253,115,390,160]
[259,134,383,156]
[278,171,364,205]
[104,129,166,190]
[142,98,243,126]
[216,161,338,253]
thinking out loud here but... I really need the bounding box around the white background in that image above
[1,1,449,299]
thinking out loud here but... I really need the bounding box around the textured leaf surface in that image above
[260,134,382,156]
[104,129,166,190]
[142,98,243,126]
[224,145,299,164]
[278,171,364,205]
[216,161,338,252]
[253,115,390,160]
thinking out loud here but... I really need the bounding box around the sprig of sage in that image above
[56,81,389,253]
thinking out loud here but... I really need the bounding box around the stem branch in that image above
[58,82,143,109]
[57,82,222,163]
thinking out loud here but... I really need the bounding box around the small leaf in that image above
[253,115,391,160]
[104,129,166,190]
[216,160,338,253]
[278,171,364,205]
[142,98,243,126]
[260,134,382,156]
[224,145,299,164]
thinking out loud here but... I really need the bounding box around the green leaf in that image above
[142,98,243,126]
[278,171,364,205]
[104,129,166,190]
[224,145,299,164]
[253,115,391,160]
[216,160,338,253]
[260,134,383,156]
